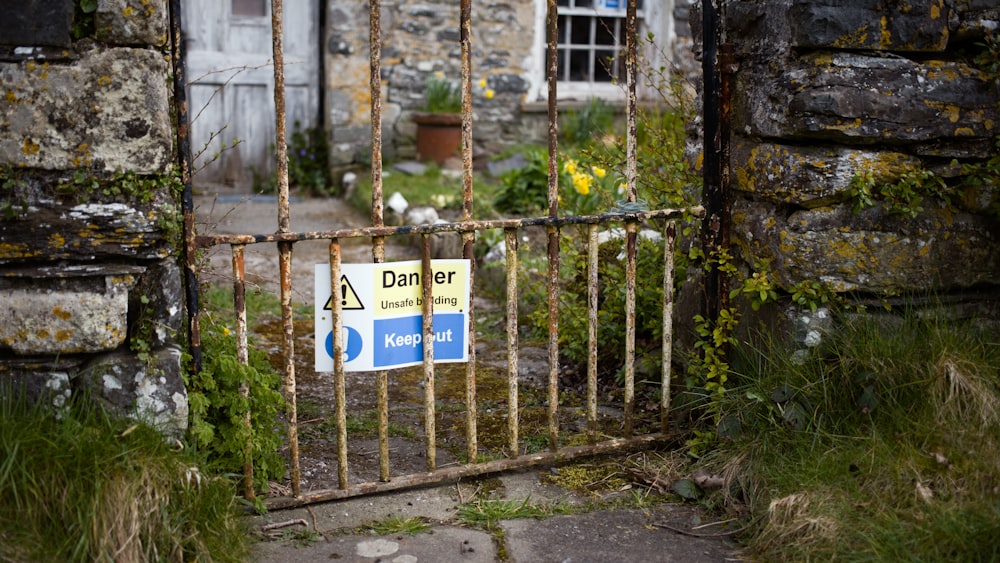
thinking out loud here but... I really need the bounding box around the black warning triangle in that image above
[323,275,365,310]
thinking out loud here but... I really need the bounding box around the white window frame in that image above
[526,0,673,103]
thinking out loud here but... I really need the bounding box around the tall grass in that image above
[711,310,1000,560]
[0,395,249,562]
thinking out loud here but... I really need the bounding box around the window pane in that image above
[558,0,569,6]
[570,16,591,44]
[594,49,616,82]
[594,17,619,46]
[575,0,594,8]
[558,15,568,43]
[569,49,591,81]
[232,0,265,17]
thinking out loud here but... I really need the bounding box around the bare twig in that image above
[261,519,309,532]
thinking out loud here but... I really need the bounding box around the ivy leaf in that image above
[80,0,98,13]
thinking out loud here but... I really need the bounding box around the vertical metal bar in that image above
[270,0,299,497]
[330,240,349,489]
[421,236,436,471]
[661,221,676,434]
[169,0,201,375]
[368,0,390,483]
[232,245,254,500]
[701,0,721,323]
[459,0,477,466]
[623,229,636,437]
[504,228,519,457]
[545,0,561,453]
[622,0,639,438]
[586,224,598,444]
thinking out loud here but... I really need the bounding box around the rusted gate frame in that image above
[184,0,705,507]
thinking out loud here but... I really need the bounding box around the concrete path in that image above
[248,470,744,563]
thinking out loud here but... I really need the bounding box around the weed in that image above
[456,497,569,529]
[0,396,249,562]
[706,310,1000,560]
[185,309,286,495]
[362,516,432,536]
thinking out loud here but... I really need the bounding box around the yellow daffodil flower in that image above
[572,171,592,195]
[592,165,606,178]
[563,159,578,175]
[485,89,495,99]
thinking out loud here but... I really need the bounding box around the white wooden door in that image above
[184,0,319,187]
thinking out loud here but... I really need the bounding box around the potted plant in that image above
[412,74,463,164]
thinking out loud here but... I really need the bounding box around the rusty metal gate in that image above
[172,0,705,509]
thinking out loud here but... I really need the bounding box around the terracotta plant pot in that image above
[412,112,463,164]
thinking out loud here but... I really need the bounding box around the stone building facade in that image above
[0,0,187,435]
[324,0,693,166]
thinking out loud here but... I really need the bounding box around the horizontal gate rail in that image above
[193,208,703,248]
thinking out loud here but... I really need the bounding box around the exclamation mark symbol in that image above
[341,282,348,307]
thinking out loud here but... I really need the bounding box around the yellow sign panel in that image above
[374,261,468,316]
[322,275,365,311]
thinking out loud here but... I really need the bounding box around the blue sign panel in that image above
[373,313,466,368]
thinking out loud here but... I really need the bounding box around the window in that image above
[556,0,643,84]
[232,0,266,18]
[527,0,668,102]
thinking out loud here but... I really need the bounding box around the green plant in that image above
[0,395,250,562]
[710,310,1000,560]
[73,0,97,39]
[456,497,568,529]
[253,121,333,196]
[493,147,551,214]
[847,167,950,218]
[362,516,431,536]
[185,314,285,494]
[561,98,616,147]
[423,74,462,114]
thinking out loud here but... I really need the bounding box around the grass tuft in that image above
[710,310,1000,560]
[0,396,249,562]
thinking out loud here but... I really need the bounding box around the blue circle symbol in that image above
[326,326,362,363]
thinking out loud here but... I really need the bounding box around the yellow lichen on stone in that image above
[0,242,39,259]
[97,75,112,87]
[954,127,975,137]
[123,5,135,16]
[48,233,66,249]
[5,91,17,103]
[53,306,73,320]
[879,16,891,49]
[54,329,72,342]
[35,328,50,339]
[22,138,40,156]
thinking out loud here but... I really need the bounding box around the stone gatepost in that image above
[0,0,187,437]
[694,1,1000,350]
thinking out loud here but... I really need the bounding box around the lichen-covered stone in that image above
[738,52,1000,157]
[733,141,921,207]
[130,259,184,348]
[78,347,188,439]
[789,0,949,52]
[0,47,172,172]
[733,198,1000,293]
[0,199,173,264]
[0,276,134,354]
[96,0,169,47]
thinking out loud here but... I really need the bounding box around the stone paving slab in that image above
[500,506,743,563]
[253,525,496,563]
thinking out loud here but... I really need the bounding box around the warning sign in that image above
[322,275,364,311]
[314,260,470,372]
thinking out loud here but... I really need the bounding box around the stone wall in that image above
[0,0,187,436]
[704,1,1000,345]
